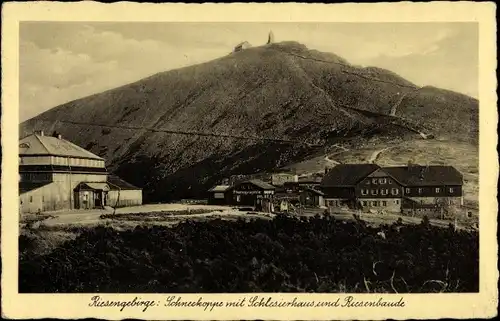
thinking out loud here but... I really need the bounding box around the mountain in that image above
[20,41,478,202]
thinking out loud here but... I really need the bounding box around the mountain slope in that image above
[20,41,478,202]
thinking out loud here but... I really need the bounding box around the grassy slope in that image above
[20,42,478,202]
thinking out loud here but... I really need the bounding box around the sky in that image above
[19,22,478,122]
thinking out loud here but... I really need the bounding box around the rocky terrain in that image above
[20,41,479,202]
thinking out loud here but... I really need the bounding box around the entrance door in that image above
[95,192,102,208]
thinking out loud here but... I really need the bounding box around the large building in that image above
[19,131,142,213]
[321,163,463,217]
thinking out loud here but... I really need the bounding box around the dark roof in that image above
[305,187,325,196]
[236,179,276,190]
[107,175,141,190]
[321,164,380,186]
[382,166,463,186]
[19,182,51,193]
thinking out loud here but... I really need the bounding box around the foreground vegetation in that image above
[19,214,478,293]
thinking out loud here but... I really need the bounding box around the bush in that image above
[19,215,479,293]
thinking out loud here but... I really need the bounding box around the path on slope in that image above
[367,147,392,163]
[324,144,348,165]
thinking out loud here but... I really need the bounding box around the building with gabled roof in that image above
[231,179,275,212]
[19,132,104,160]
[320,163,464,216]
[207,185,232,205]
[107,175,143,208]
[19,131,141,213]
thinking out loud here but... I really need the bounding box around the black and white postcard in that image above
[1,2,498,320]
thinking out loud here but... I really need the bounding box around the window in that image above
[391,188,399,195]
[388,179,392,184]
[362,201,367,206]
[395,200,400,205]
[418,188,423,194]
[365,180,370,185]
[42,196,44,202]
[29,196,33,203]
[380,178,387,184]
[382,201,387,206]
[435,188,441,193]
[236,195,241,203]
[361,189,368,195]
[449,187,454,193]
[372,178,378,184]
[372,201,378,206]
[381,189,388,196]
[405,188,411,194]
[371,189,378,195]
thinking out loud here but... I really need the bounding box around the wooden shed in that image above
[106,175,143,208]
[207,185,232,205]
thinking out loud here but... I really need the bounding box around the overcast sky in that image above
[19,22,478,122]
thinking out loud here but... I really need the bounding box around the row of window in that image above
[362,200,399,207]
[361,188,399,196]
[19,156,104,167]
[405,187,455,194]
[366,178,391,185]
[360,187,456,196]
[329,199,400,207]
[53,157,103,168]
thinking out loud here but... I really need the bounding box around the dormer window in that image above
[19,143,30,148]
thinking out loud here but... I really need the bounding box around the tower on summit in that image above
[267,31,275,44]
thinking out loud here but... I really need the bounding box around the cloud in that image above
[19,24,227,121]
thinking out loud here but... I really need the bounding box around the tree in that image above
[435,197,457,219]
